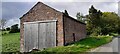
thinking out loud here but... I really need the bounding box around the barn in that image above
[20,2,86,52]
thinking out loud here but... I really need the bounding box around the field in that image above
[2,32,112,53]
[2,32,20,52]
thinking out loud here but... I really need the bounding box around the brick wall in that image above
[20,2,64,52]
[63,15,86,45]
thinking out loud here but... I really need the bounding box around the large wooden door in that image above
[24,20,56,52]
[24,23,38,52]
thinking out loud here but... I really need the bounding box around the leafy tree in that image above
[101,12,120,34]
[76,12,85,22]
[117,20,120,33]
[87,5,103,35]
[9,24,19,33]
[88,5,102,27]
[86,5,120,35]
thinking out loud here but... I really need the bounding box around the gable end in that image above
[20,2,62,19]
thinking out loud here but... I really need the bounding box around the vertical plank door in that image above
[38,22,56,49]
[24,23,38,52]
[24,23,31,52]
[24,20,56,52]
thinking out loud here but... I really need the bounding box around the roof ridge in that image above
[38,2,62,13]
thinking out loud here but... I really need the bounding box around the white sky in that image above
[1,0,120,28]
[1,0,120,2]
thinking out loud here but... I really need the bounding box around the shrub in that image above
[6,27,10,31]
[9,24,19,33]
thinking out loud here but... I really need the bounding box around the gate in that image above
[24,20,57,52]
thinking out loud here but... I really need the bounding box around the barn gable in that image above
[20,2,64,52]
[20,2,62,21]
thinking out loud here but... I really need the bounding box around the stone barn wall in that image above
[63,15,86,45]
[20,2,64,52]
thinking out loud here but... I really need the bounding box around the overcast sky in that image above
[1,0,120,28]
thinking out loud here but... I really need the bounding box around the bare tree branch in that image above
[0,19,7,30]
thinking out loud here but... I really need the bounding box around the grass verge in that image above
[37,35,113,54]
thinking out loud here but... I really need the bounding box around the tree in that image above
[9,24,19,33]
[118,16,120,34]
[86,6,120,35]
[88,5,102,27]
[101,12,120,34]
[0,19,7,30]
[87,5,103,35]
[76,12,85,22]
[6,27,10,31]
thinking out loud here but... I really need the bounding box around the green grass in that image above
[1,32,112,53]
[2,33,20,52]
[1,31,9,35]
[39,36,112,53]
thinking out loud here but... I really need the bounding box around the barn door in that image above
[38,22,56,49]
[24,23,38,52]
[24,20,56,52]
